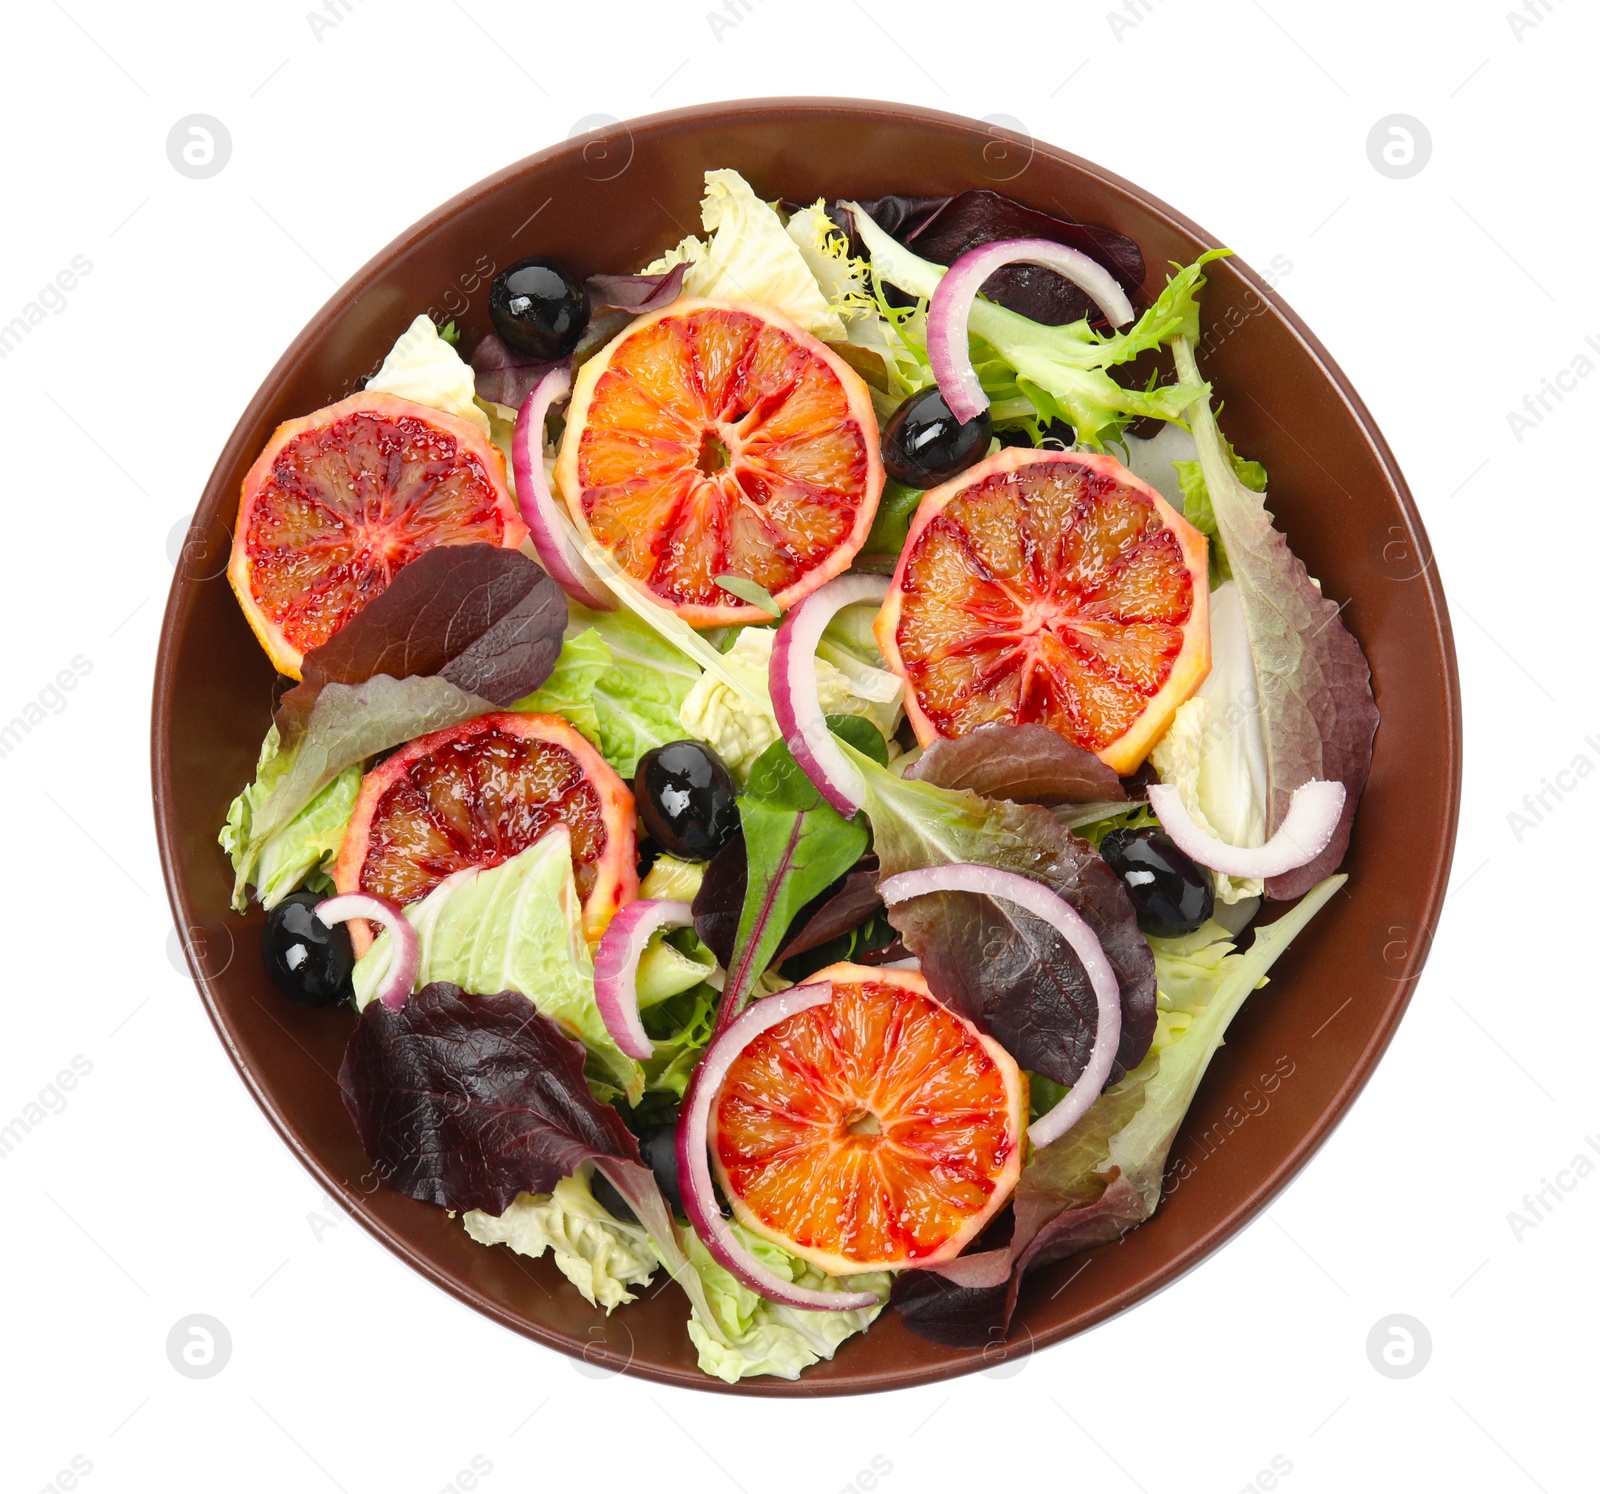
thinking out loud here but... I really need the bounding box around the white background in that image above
[0,0,1589,1490]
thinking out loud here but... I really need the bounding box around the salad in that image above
[215,167,1378,1382]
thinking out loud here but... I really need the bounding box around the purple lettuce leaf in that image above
[585,262,687,315]
[843,190,1145,327]
[892,877,1345,1347]
[885,889,1102,1088]
[909,723,1127,806]
[1172,338,1379,899]
[851,755,1156,1079]
[778,860,884,962]
[337,982,644,1216]
[276,545,566,745]
[470,332,566,409]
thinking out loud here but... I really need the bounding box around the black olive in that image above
[634,741,739,861]
[260,891,354,1006]
[996,418,1076,449]
[1099,827,1214,938]
[590,1167,635,1223]
[487,257,589,359]
[881,386,992,486]
[590,1123,686,1223]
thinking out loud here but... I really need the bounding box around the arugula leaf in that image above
[717,739,870,1017]
[714,574,782,618]
[859,479,927,567]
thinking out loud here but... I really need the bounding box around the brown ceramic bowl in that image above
[152,98,1459,1395]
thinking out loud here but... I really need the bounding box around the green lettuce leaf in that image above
[351,832,645,1104]
[1173,434,1264,586]
[513,627,610,739]
[681,1222,889,1383]
[893,877,1346,1346]
[463,1170,658,1310]
[1171,336,1378,899]
[226,674,498,906]
[845,204,1221,448]
[218,726,361,911]
[517,609,703,777]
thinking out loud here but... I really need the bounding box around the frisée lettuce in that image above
[464,1170,658,1311]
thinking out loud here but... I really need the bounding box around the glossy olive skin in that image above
[997,417,1076,449]
[591,1124,684,1222]
[487,257,589,359]
[261,891,355,1007]
[881,386,992,486]
[1099,827,1215,938]
[635,740,739,861]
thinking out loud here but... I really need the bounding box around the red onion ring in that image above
[878,863,1122,1149]
[316,893,418,1012]
[1148,780,1346,879]
[677,983,881,1311]
[593,898,695,1060]
[927,238,1136,423]
[512,367,614,610]
[770,573,891,817]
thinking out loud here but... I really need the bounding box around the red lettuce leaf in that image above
[1173,337,1378,899]
[338,982,644,1217]
[276,545,565,746]
[470,333,566,409]
[586,263,687,315]
[692,833,746,969]
[892,879,1344,1347]
[844,190,1145,327]
[909,723,1126,806]
[778,860,884,961]
[885,889,1101,1087]
[854,761,1156,1080]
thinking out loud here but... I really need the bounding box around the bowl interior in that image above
[152,98,1459,1395]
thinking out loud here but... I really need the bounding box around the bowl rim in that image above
[151,94,1461,1396]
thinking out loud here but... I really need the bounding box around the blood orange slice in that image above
[710,964,1026,1274]
[333,712,636,953]
[228,391,527,679]
[877,447,1210,774]
[555,298,882,625]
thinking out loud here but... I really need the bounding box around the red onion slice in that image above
[1148,779,1346,879]
[927,238,1136,423]
[593,898,695,1060]
[878,863,1122,1149]
[770,573,891,817]
[512,367,614,611]
[677,983,881,1311]
[316,893,418,1012]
